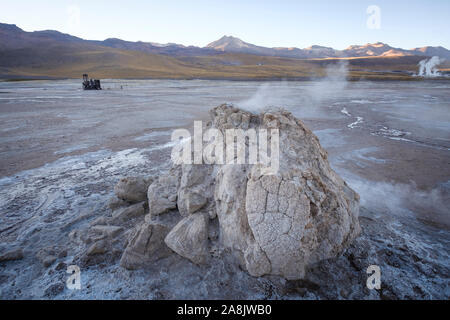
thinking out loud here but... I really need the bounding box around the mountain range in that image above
[0,22,449,80]
[206,35,450,60]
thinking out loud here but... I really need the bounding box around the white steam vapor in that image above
[417,56,444,77]
[304,61,349,104]
[238,82,289,113]
[238,61,349,118]
[343,174,450,227]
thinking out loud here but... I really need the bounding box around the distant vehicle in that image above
[82,74,101,90]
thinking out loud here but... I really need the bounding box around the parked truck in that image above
[82,74,101,90]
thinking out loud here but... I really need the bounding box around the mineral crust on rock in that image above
[164,213,209,265]
[114,176,153,203]
[120,222,171,270]
[147,167,181,216]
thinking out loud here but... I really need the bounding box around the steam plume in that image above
[417,56,444,77]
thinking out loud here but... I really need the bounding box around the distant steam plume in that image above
[417,56,444,77]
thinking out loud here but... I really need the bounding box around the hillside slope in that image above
[0,23,448,80]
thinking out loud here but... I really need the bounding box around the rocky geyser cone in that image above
[134,104,361,280]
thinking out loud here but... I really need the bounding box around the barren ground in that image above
[0,79,448,299]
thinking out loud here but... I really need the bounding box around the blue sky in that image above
[1,0,449,49]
